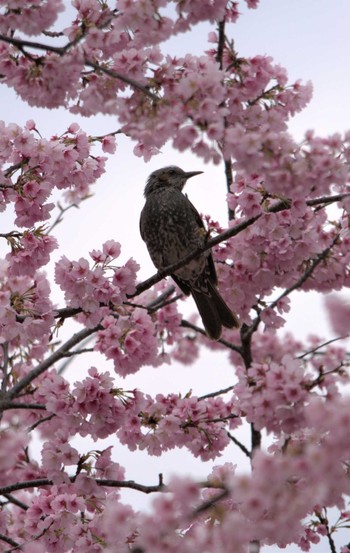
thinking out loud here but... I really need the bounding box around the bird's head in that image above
[144,166,203,197]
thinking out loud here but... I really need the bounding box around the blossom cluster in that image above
[0,260,54,360]
[6,229,57,277]
[0,0,64,35]
[0,0,312,167]
[3,396,350,552]
[54,240,138,327]
[234,355,310,434]
[0,120,111,227]
[208,185,350,329]
[29,366,239,462]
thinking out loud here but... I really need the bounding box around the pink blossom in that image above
[325,294,350,336]
[6,231,57,277]
[102,239,121,259]
[95,309,159,376]
[101,135,117,153]
[0,1,64,35]
[234,355,310,434]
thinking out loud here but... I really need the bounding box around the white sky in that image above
[1,1,350,550]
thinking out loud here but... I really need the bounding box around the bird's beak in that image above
[185,171,203,180]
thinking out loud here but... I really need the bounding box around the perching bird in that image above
[139,166,239,340]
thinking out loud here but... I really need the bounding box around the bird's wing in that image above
[171,273,191,296]
[185,194,218,286]
[139,208,146,241]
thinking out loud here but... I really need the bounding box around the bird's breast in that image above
[140,188,207,274]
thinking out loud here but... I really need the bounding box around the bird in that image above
[139,166,239,340]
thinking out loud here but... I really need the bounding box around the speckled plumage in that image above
[140,166,239,340]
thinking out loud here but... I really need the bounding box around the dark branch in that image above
[0,33,64,54]
[85,59,159,101]
[181,320,243,354]
[198,386,234,400]
[7,326,100,400]
[269,233,340,311]
[2,493,28,511]
[315,510,337,553]
[95,478,164,494]
[0,476,165,496]
[227,431,251,458]
[216,20,226,69]
[193,489,229,516]
[298,335,349,359]
[0,401,46,411]
[0,532,20,548]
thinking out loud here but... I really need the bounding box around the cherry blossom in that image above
[0,1,350,552]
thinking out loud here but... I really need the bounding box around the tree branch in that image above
[0,33,65,54]
[1,342,9,394]
[298,335,349,359]
[95,477,164,494]
[0,401,46,411]
[181,320,243,354]
[0,476,165,495]
[316,510,337,553]
[198,386,234,400]
[132,211,263,297]
[227,431,251,458]
[85,59,159,101]
[216,20,226,69]
[0,33,159,101]
[132,192,349,299]
[268,233,340,312]
[2,493,28,511]
[0,533,20,549]
[193,489,229,516]
[7,326,100,400]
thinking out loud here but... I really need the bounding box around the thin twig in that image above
[241,233,341,345]
[307,193,350,206]
[57,336,96,375]
[4,160,27,178]
[193,489,229,516]
[198,386,234,400]
[145,285,176,310]
[0,33,64,54]
[85,59,158,101]
[46,203,79,234]
[298,335,349,359]
[2,493,28,511]
[227,431,251,458]
[28,414,54,432]
[269,234,340,311]
[316,510,337,553]
[181,320,243,354]
[95,478,164,494]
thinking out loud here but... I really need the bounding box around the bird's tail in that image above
[191,283,239,340]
